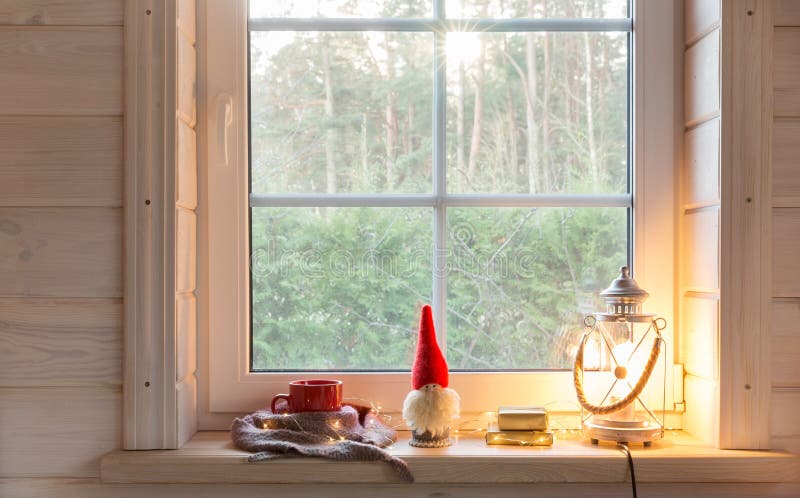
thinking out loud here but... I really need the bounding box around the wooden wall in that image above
[770,0,800,454]
[682,0,722,446]
[0,0,123,482]
[682,0,798,451]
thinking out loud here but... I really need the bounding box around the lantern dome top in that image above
[599,266,649,315]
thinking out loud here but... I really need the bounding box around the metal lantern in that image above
[573,266,667,446]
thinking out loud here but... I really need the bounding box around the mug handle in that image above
[271,394,292,414]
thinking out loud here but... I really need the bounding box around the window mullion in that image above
[248,193,633,208]
[432,0,447,353]
[247,18,633,33]
[442,193,632,208]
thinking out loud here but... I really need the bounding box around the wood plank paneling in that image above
[177,374,197,447]
[773,209,800,297]
[682,2,723,447]
[177,120,197,210]
[681,295,719,380]
[773,436,800,455]
[177,32,196,127]
[0,117,122,207]
[717,1,773,449]
[0,0,130,479]
[775,89,800,118]
[0,27,122,116]
[0,0,123,25]
[775,28,800,117]
[775,28,800,88]
[685,28,720,126]
[771,4,800,458]
[684,374,719,446]
[777,0,800,27]
[0,207,121,297]
[773,119,800,205]
[175,0,198,447]
[682,207,720,290]
[176,208,196,295]
[0,298,120,386]
[0,387,119,477]
[685,0,720,46]
[684,117,721,207]
[178,0,196,43]
[176,294,196,382]
[773,300,800,387]
[771,390,800,438]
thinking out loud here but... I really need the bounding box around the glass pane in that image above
[251,207,432,370]
[250,0,433,18]
[446,207,627,370]
[445,0,628,18]
[445,31,628,194]
[250,32,433,194]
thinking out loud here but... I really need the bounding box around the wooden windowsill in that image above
[100,430,800,485]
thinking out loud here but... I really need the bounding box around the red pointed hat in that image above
[411,304,449,390]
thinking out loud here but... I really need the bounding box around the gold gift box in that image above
[485,425,554,446]
[497,406,548,431]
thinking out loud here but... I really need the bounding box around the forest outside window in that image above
[249,0,630,372]
[205,0,680,414]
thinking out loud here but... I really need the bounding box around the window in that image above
[204,0,677,414]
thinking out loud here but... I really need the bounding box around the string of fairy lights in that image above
[262,397,680,448]
[262,394,678,450]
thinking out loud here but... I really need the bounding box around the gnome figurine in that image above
[402,304,461,447]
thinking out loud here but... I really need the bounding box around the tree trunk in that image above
[506,84,518,187]
[598,0,610,184]
[360,112,368,188]
[321,39,337,194]
[542,8,552,192]
[467,43,485,184]
[583,30,599,185]
[525,0,540,194]
[456,61,466,190]
[406,103,414,155]
[384,33,398,191]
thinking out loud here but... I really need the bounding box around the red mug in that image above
[270,379,343,413]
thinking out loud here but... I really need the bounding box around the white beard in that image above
[402,384,461,437]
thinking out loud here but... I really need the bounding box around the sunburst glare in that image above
[446,31,483,66]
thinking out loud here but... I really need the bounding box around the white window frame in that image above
[202,0,678,416]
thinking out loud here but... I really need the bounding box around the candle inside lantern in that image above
[607,340,648,421]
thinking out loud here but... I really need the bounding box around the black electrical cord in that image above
[617,443,638,498]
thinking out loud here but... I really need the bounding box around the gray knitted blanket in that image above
[231,405,413,482]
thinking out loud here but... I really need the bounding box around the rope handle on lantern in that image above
[573,320,664,416]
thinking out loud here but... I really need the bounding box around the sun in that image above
[446,31,483,66]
